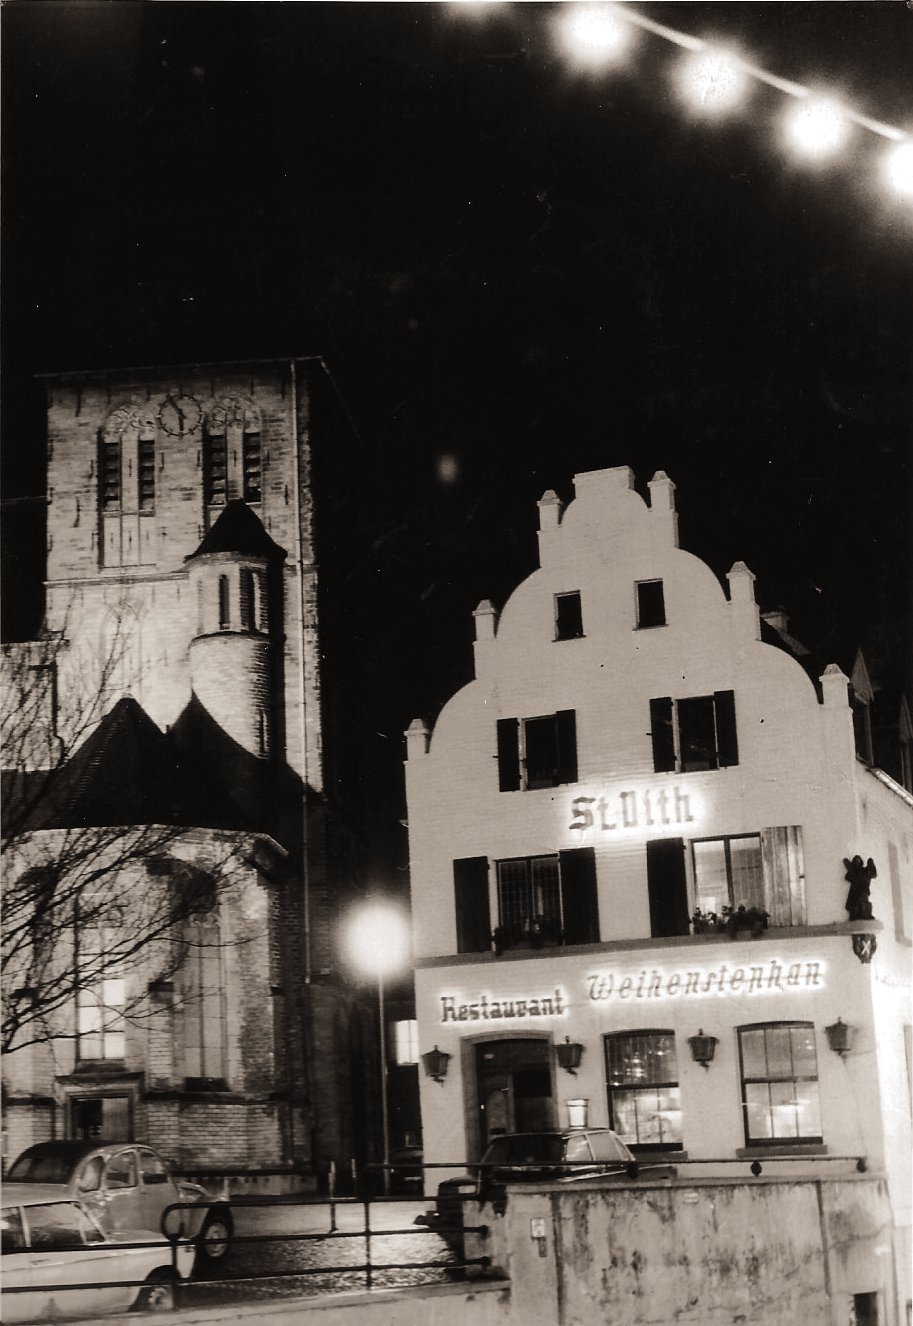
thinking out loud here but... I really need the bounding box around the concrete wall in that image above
[474,1174,897,1326]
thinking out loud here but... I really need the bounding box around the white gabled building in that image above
[405,465,911,1317]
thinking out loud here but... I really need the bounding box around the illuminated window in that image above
[604,1031,682,1151]
[650,691,738,773]
[392,1020,419,1066]
[497,711,577,791]
[636,580,666,629]
[692,835,763,915]
[76,930,125,1061]
[738,1022,821,1144]
[555,592,583,640]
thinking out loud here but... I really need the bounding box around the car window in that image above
[76,1156,104,1192]
[139,1149,170,1186]
[7,1149,73,1184]
[105,1150,137,1190]
[1,1207,26,1253]
[563,1134,593,1164]
[76,1207,106,1245]
[589,1132,633,1163]
[25,1202,86,1251]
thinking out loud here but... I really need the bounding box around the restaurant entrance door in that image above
[475,1038,555,1152]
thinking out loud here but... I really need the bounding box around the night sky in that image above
[2,2,911,890]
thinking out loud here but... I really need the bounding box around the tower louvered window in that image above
[138,438,155,510]
[243,430,262,503]
[204,431,228,506]
[102,440,121,509]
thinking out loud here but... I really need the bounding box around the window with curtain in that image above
[604,1031,682,1151]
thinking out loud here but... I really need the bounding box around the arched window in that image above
[239,569,254,630]
[218,575,230,629]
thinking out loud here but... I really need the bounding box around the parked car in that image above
[7,1141,233,1269]
[427,1128,676,1255]
[1,1183,194,1321]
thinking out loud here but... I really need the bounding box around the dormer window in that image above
[636,579,666,628]
[555,591,584,640]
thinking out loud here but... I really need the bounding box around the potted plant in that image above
[726,904,769,938]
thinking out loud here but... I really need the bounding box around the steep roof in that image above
[186,500,286,562]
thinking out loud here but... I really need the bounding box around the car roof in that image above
[13,1140,140,1163]
[2,1183,76,1205]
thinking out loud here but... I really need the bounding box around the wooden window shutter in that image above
[454,857,491,953]
[646,838,690,937]
[496,718,521,792]
[556,710,578,785]
[714,690,739,767]
[650,698,675,773]
[760,826,806,925]
[559,847,599,945]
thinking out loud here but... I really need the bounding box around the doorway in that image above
[475,1039,555,1152]
[70,1095,132,1141]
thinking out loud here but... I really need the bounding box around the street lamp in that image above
[344,901,411,1196]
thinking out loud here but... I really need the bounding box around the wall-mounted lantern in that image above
[566,1098,589,1130]
[421,1045,451,1084]
[555,1036,585,1075]
[824,1018,853,1058]
[687,1029,719,1070]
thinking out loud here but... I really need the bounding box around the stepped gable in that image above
[186,499,287,562]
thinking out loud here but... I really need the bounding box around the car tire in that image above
[195,1208,233,1267]
[134,1269,177,1312]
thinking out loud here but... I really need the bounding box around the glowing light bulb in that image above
[884,140,913,198]
[678,48,747,114]
[560,4,631,66]
[785,98,850,159]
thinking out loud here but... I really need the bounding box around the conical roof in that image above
[186,500,286,562]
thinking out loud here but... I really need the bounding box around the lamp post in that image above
[344,901,410,1197]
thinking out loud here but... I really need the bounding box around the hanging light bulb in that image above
[559,4,632,67]
[785,98,851,159]
[884,139,913,197]
[678,47,748,115]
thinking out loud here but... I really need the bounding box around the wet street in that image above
[183,1196,460,1307]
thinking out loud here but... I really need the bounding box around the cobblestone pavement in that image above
[183,1197,461,1306]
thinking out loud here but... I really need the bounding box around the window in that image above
[692,835,763,915]
[138,438,155,511]
[76,930,125,1061]
[392,1020,419,1066]
[692,827,806,926]
[139,1150,169,1186]
[1,1207,26,1253]
[105,1151,137,1190]
[636,580,666,628]
[218,575,230,629]
[25,1202,102,1251]
[182,922,227,1088]
[605,1031,682,1151]
[650,691,738,773]
[555,592,583,640]
[738,1023,821,1144]
[497,710,577,791]
[101,439,121,510]
[76,1158,104,1193]
[495,847,599,949]
[239,568,255,630]
[243,430,262,502]
[203,430,228,506]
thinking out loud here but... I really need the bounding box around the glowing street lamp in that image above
[678,48,748,116]
[344,901,411,1196]
[785,97,851,159]
[559,4,632,67]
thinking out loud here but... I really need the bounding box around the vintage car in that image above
[7,1141,232,1268]
[427,1128,676,1256]
[2,1183,194,1321]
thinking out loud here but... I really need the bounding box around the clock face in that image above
[159,394,202,437]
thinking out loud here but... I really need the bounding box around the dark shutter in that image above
[714,690,739,767]
[497,718,521,792]
[559,847,599,945]
[556,710,578,785]
[649,697,675,773]
[646,838,690,938]
[454,857,491,953]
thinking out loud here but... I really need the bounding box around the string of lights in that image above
[455,2,913,198]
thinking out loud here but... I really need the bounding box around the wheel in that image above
[195,1208,233,1266]
[134,1269,176,1312]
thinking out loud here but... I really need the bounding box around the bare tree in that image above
[1,608,253,1056]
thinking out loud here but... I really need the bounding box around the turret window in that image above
[218,575,230,629]
[239,569,254,630]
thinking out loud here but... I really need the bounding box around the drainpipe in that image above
[289,358,312,987]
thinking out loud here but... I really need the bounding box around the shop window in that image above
[203,430,228,506]
[392,1020,419,1066]
[243,430,262,503]
[604,1030,682,1151]
[636,580,666,628]
[497,710,577,791]
[692,827,806,927]
[494,847,598,950]
[555,591,584,640]
[738,1022,821,1144]
[650,691,739,773]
